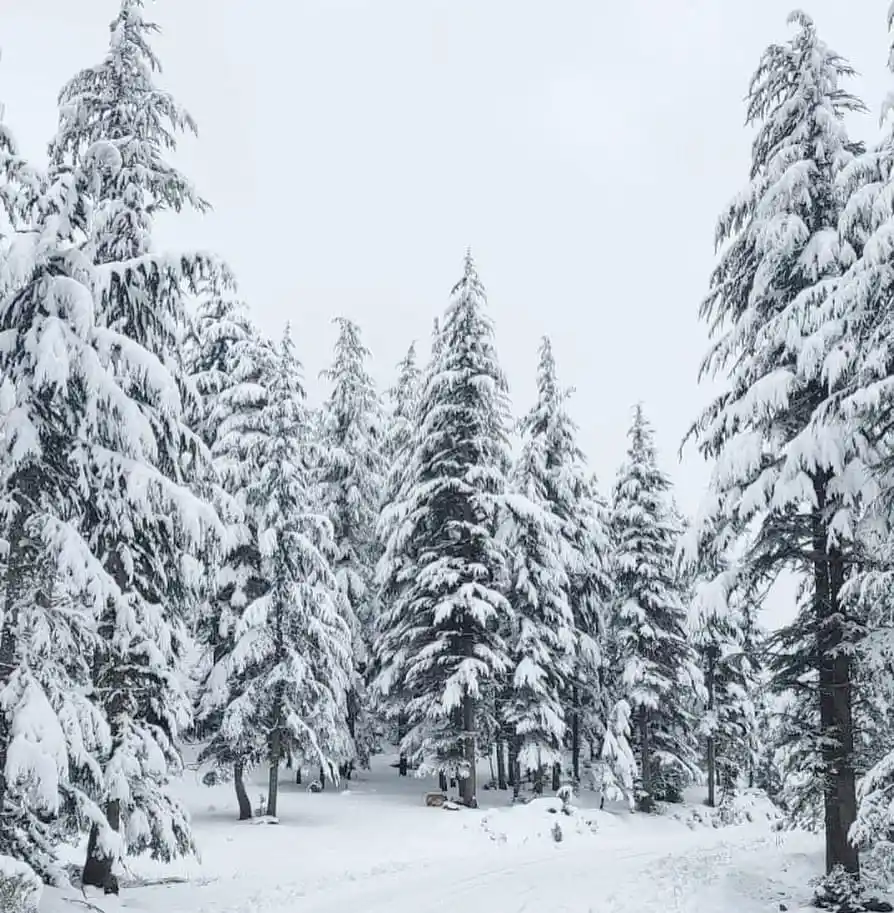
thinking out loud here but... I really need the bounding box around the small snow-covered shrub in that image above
[0,856,41,913]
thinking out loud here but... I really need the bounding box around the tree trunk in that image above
[512,738,522,800]
[706,648,716,809]
[319,764,327,791]
[296,766,302,785]
[817,529,859,876]
[639,708,652,811]
[460,693,477,807]
[235,761,252,820]
[83,798,121,891]
[397,711,408,776]
[267,728,281,818]
[551,761,561,792]
[571,686,581,782]
[496,739,507,790]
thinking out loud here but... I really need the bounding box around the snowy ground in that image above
[42,751,827,913]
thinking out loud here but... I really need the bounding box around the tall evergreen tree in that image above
[522,338,612,784]
[687,12,866,876]
[501,417,575,788]
[376,343,421,773]
[373,252,512,807]
[319,318,385,772]
[612,405,700,809]
[220,329,353,818]
[0,116,133,882]
[48,0,226,886]
[690,564,760,809]
[186,298,270,820]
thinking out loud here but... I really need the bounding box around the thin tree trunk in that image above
[706,648,716,809]
[496,739,507,790]
[512,737,522,800]
[818,531,859,876]
[551,761,561,792]
[460,693,477,807]
[571,685,581,783]
[397,711,408,775]
[639,708,652,811]
[235,760,252,820]
[319,764,326,791]
[296,766,302,785]
[267,728,281,818]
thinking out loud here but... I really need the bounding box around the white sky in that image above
[2,1,891,621]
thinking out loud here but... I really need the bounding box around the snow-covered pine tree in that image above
[48,0,227,886]
[373,252,512,807]
[686,11,866,875]
[501,415,575,792]
[0,115,131,882]
[611,405,700,809]
[226,328,353,818]
[376,342,421,773]
[319,318,385,774]
[522,337,612,786]
[185,298,270,819]
[690,562,759,809]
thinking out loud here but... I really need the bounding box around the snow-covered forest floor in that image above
[41,751,825,913]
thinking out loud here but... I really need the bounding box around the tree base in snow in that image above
[812,868,893,913]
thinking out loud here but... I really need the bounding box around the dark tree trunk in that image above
[235,760,252,820]
[814,504,859,876]
[296,766,302,785]
[267,728,281,818]
[439,771,448,792]
[705,648,716,808]
[571,686,581,782]
[551,761,561,792]
[512,738,522,800]
[460,694,477,808]
[319,764,327,791]
[83,798,121,892]
[496,739,507,790]
[397,712,408,776]
[638,708,653,811]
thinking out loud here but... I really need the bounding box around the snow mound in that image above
[479,797,599,846]
[670,790,782,830]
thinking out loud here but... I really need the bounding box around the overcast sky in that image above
[2,1,891,527]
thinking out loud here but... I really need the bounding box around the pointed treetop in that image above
[451,249,485,303]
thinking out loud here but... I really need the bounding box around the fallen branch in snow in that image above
[61,897,106,913]
[121,874,219,889]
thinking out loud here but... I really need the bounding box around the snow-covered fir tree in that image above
[0,113,131,883]
[218,328,353,818]
[48,0,226,886]
[185,298,270,820]
[690,560,760,809]
[376,342,421,772]
[501,417,575,790]
[373,252,512,807]
[686,11,866,875]
[521,337,613,786]
[319,318,385,773]
[611,405,700,809]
